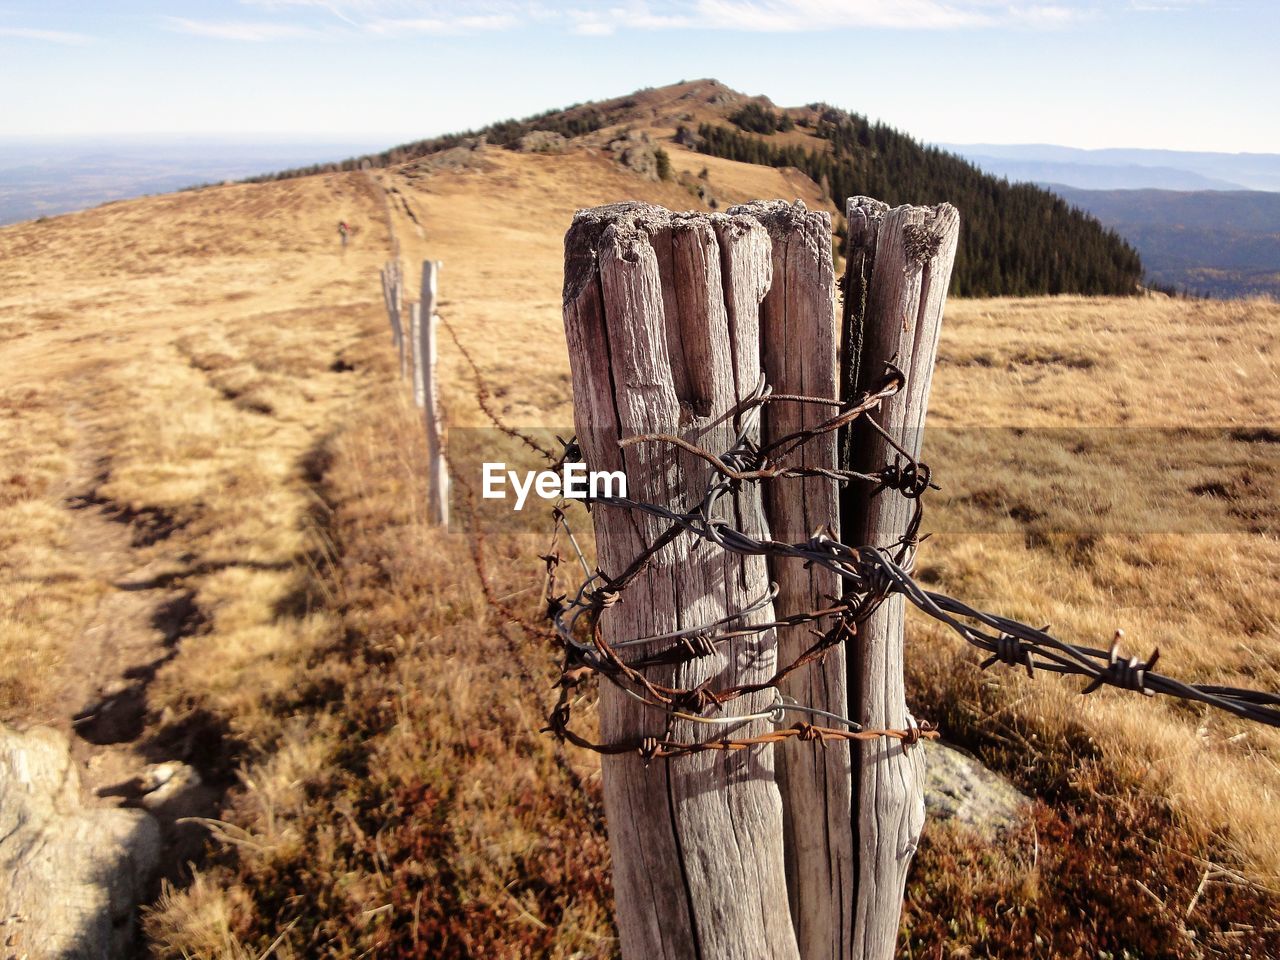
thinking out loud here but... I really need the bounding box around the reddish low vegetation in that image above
[149,319,1279,957]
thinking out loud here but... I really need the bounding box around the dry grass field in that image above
[1,126,1277,957]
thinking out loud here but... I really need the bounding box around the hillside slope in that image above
[0,136,387,226]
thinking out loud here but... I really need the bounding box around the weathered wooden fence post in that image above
[418,260,448,527]
[397,260,409,381]
[562,203,799,960]
[380,263,395,345]
[841,196,959,960]
[728,200,853,960]
[562,197,956,960]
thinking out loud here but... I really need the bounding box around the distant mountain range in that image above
[0,137,388,226]
[941,143,1280,192]
[940,144,1280,298]
[1045,186,1280,299]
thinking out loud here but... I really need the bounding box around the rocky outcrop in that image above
[403,137,494,176]
[923,738,1030,840]
[1,724,160,959]
[607,131,660,181]
[517,130,568,154]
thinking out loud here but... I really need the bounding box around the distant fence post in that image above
[841,196,959,960]
[379,263,395,345]
[419,260,448,527]
[562,203,799,960]
[728,200,853,960]
[410,304,425,409]
[397,259,408,381]
[380,259,406,379]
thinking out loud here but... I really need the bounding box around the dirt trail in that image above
[62,458,196,754]
[0,170,395,947]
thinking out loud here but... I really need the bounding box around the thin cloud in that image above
[1127,0,1205,10]
[170,0,1097,40]
[693,0,979,29]
[560,0,1091,34]
[0,26,93,45]
[237,0,367,27]
[687,0,1088,30]
[227,0,1045,34]
[365,13,519,34]
[566,5,693,35]
[164,17,323,41]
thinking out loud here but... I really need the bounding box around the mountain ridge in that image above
[248,79,1142,299]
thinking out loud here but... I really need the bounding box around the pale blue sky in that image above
[1,1,1275,152]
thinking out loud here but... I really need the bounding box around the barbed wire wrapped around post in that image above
[531,365,1280,759]
[436,310,1280,754]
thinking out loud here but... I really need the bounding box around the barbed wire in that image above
[437,312,557,462]
[541,373,1280,760]
[434,311,1280,763]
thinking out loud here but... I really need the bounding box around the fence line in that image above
[543,366,1280,738]
[376,244,448,525]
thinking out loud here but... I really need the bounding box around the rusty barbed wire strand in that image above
[540,368,940,756]
[425,312,1280,761]
[536,366,1280,759]
[437,312,557,461]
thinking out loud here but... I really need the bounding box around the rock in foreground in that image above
[1,724,160,959]
[923,738,1031,840]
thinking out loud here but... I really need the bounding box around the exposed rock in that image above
[137,761,215,867]
[923,738,1031,840]
[517,130,568,154]
[95,760,209,820]
[1,724,160,959]
[137,761,204,816]
[673,125,700,148]
[607,132,659,181]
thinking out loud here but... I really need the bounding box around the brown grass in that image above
[918,295,1280,892]
[1,140,1276,957]
[150,369,615,957]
